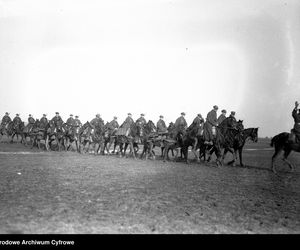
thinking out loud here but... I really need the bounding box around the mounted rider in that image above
[289,101,300,143]
[124,113,134,128]
[1,112,11,126]
[157,115,167,134]
[136,114,146,127]
[66,114,75,126]
[74,115,82,128]
[13,114,22,125]
[51,112,64,127]
[108,116,119,131]
[217,109,227,125]
[174,112,187,134]
[203,105,218,145]
[90,114,104,129]
[40,114,48,128]
[191,113,205,136]
[228,111,237,128]
[28,114,35,125]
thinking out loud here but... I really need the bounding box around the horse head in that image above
[250,127,258,142]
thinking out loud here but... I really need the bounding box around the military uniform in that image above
[109,119,119,130]
[217,113,226,125]
[40,116,48,127]
[174,115,187,132]
[28,116,35,124]
[1,114,11,125]
[136,116,146,126]
[13,115,22,125]
[51,114,63,127]
[90,117,104,128]
[192,115,204,127]
[203,109,218,142]
[124,116,134,126]
[157,118,167,133]
[74,117,82,127]
[66,116,75,126]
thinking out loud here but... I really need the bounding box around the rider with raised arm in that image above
[290,101,300,142]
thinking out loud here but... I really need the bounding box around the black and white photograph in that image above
[0,0,299,237]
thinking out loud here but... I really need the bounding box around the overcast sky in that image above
[0,0,299,137]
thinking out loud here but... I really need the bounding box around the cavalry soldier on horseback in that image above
[90,114,104,129]
[28,114,35,125]
[289,101,300,143]
[74,115,82,127]
[40,114,48,127]
[109,116,119,130]
[13,114,22,125]
[136,114,146,126]
[174,112,187,133]
[124,113,134,127]
[66,114,75,126]
[228,111,237,128]
[51,112,63,127]
[217,109,227,125]
[203,105,218,145]
[191,113,205,135]
[157,115,167,134]
[1,112,11,125]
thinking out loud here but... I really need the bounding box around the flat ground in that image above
[0,137,299,234]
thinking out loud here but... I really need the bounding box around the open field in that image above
[0,137,299,234]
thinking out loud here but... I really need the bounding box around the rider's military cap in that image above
[231,111,236,115]
[5,112,9,115]
[221,109,227,113]
[181,112,186,115]
[55,112,59,114]
[128,113,132,116]
[213,105,218,109]
[140,113,145,116]
[159,115,164,118]
[70,114,73,116]
[75,115,79,118]
[114,116,117,119]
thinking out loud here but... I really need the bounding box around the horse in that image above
[139,120,158,160]
[85,121,106,155]
[9,121,24,143]
[199,118,244,167]
[62,123,81,153]
[222,127,258,167]
[162,123,185,162]
[21,122,35,146]
[103,122,118,155]
[114,121,140,159]
[270,131,300,173]
[30,119,50,150]
[46,120,66,151]
[0,122,14,142]
[181,121,203,164]
[78,121,94,153]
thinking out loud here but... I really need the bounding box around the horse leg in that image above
[131,142,136,159]
[271,146,283,173]
[282,148,294,172]
[238,148,244,167]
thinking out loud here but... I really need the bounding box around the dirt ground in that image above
[0,137,299,234]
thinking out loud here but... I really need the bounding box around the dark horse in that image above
[181,121,203,164]
[103,122,118,155]
[162,123,184,162]
[114,121,140,159]
[139,120,158,160]
[270,131,300,173]
[200,119,244,167]
[62,123,81,153]
[222,127,258,167]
